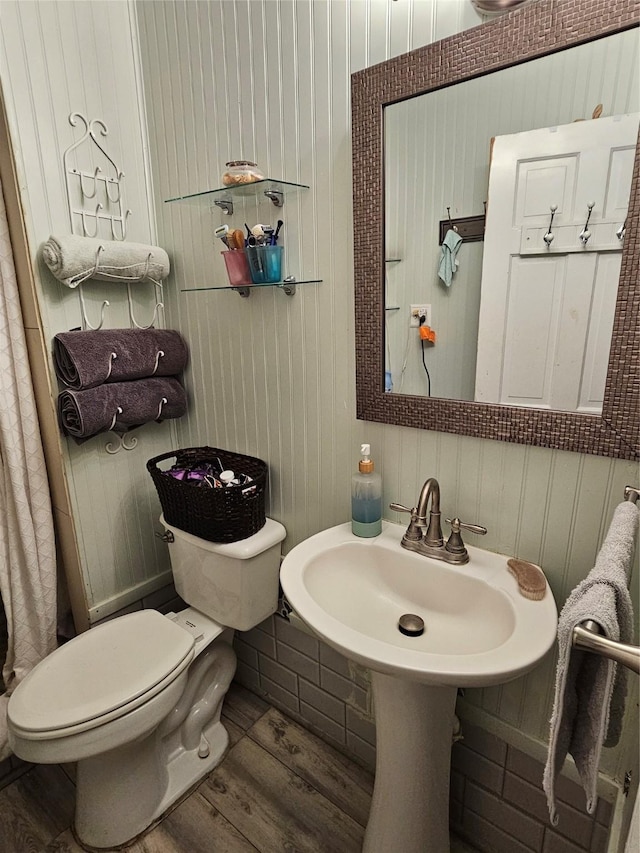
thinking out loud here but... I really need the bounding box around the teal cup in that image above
[247,245,283,284]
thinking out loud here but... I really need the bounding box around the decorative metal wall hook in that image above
[77,166,102,199]
[105,432,138,454]
[152,350,165,375]
[80,203,104,238]
[543,204,558,246]
[105,352,117,381]
[110,209,132,240]
[156,397,168,421]
[108,407,123,432]
[64,113,130,240]
[105,175,124,204]
[579,201,595,245]
[446,207,459,233]
[616,218,627,241]
[126,281,164,329]
[79,289,109,331]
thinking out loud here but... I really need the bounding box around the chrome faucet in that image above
[390,477,487,565]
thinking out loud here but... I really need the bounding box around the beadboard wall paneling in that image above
[136,0,639,783]
[0,0,176,618]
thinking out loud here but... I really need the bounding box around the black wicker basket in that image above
[147,446,267,543]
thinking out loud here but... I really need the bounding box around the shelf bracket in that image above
[214,199,234,215]
[264,189,284,208]
[233,286,251,298]
[279,276,296,296]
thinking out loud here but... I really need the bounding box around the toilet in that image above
[7,514,286,849]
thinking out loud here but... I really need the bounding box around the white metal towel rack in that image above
[62,111,163,331]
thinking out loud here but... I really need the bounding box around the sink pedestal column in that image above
[363,673,457,853]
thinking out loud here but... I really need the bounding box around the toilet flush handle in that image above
[155,530,175,543]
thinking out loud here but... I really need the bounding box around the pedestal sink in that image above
[279,521,557,853]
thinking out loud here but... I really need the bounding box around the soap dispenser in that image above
[351,443,382,538]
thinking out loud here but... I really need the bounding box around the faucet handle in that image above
[389,502,414,514]
[390,503,424,541]
[444,517,487,558]
[445,518,487,536]
[390,502,423,525]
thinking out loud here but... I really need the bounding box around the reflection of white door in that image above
[475,114,638,412]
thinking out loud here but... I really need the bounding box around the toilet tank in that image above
[160,515,286,631]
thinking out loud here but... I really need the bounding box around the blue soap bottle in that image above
[351,443,382,537]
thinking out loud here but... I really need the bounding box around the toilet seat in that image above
[8,610,195,739]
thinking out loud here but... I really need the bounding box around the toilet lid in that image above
[9,610,195,734]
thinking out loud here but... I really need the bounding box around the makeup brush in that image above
[272,219,284,244]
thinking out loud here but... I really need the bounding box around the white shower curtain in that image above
[0,180,57,760]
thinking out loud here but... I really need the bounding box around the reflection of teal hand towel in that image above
[438,228,463,286]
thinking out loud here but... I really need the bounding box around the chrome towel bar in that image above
[624,485,639,504]
[571,485,639,675]
[573,621,640,676]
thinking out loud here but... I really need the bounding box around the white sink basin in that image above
[280,521,557,687]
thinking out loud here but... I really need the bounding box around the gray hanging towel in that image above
[57,377,187,442]
[53,328,189,390]
[543,500,638,825]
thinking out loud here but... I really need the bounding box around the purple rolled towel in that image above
[58,377,187,442]
[53,328,188,390]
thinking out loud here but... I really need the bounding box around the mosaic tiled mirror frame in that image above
[352,0,639,460]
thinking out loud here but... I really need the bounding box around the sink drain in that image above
[398,614,425,637]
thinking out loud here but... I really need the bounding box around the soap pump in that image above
[351,443,382,538]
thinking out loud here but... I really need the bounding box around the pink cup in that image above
[222,250,251,286]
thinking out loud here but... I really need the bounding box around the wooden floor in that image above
[0,683,478,853]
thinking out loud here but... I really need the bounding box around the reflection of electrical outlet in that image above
[410,304,432,328]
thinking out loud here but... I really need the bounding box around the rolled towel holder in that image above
[42,236,169,330]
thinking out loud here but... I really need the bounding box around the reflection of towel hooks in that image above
[579,202,595,245]
[543,204,558,247]
[438,205,486,244]
[156,397,168,421]
[616,218,627,241]
[152,350,165,375]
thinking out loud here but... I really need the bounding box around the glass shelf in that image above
[181,278,322,297]
[165,179,309,208]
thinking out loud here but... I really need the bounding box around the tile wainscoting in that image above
[236,614,614,853]
[0,590,616,853]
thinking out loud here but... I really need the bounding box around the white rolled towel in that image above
[42,235,170,288]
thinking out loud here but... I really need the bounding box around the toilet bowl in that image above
[7,515,286,849]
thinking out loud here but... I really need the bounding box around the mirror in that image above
[384,33,638,408]
[352,0,639,459]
